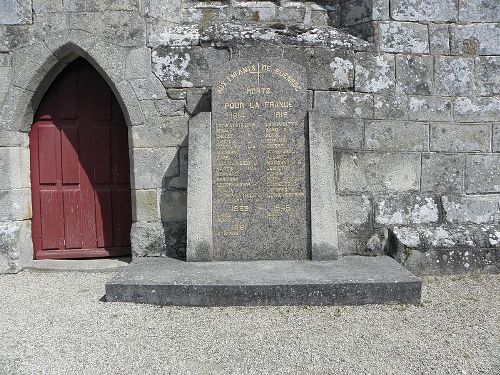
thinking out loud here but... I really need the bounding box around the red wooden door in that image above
[30,58,132,259]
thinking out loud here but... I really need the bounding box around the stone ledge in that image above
[105,256,421,306]
[148,22,370,51]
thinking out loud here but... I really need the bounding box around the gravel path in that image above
[0,271,499,375]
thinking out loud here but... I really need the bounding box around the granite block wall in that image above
[0,0,498,274]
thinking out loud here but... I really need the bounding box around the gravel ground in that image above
[0,271,499,375]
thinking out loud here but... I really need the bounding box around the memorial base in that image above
[105,256,421,306]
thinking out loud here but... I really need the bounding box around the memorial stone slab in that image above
[211,58,309,260]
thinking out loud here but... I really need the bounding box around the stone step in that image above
[105,256,421,306]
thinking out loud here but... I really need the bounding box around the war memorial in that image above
[0,0,498,305]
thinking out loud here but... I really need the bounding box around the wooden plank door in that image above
[30,58,132,259]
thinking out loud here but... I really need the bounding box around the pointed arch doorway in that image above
[30,58,132,259]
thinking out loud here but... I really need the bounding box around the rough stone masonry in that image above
[0,0,499,275]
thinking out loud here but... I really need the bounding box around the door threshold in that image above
[27,257,132,273]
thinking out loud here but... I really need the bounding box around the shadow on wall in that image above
[160,135,189,260]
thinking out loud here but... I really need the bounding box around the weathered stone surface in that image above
[364,120,428,151]
[148,23,200,48]
[154,98,185,117]
[391,0,458,21]
[284,47,354,90]
[421,153,465,193]
[453,97,500,122]
[466,154,500,193]
[0,53,11,67]
[105,256,422,306]
[314,91,373,118]
[429,24,451,55]
[459,0,500,22]
[65,0,139,11]
[0,0,32,25]
[0,147,30,190]
[0,221,22,273]
[374,194,439,227]
[131,148,178,189]
[451,23,500,55]
[374,89,408,120]
[152,47,230,88]
[131,116,188,147]
[355,52,395,93]
[476,56,500,96]
[443,195,500,224]
[160,190,187,222]
[431,123,490,152]
[309,111,339,260]
[131,222,166,257]
[211,58,308,261]
[0,189,31,221]
[310,113,363,150]
[375,21,429,54]
[130,78,167,100]
[337,195,372,252]
[232,1,277,23]
[186,113,213,262]
[408,96,453,122]
[435,56,474,96]
[338,152,421,193]
[132,189,158,222]
[276,4,307,24]
[342,0,372,26]
[492,123,500,152]
[68,11,145,47]
[396,55,433,95]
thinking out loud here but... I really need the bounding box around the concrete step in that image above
[28,257,131,272]
[105,256,421,306]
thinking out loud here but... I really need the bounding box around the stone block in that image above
[374,194,439,227]
[396,55,433,95]
[375,21,429,54]
[391,0,458,21]
[0,53,11,66]
[310,113,363,150]
[430,123,490,152]
[152,47,230,88]
[276,4,307,23]
[337,194,372,227]
[443,195,500,224]
[126,48,153,80]
[89,41,129,85]
[168,146,188,190]
[32,0,63,13]
[0,0,32,25]
[148,23,200,48]
[0,221,21,273]
[131,148,179,190]
[11,42,58,91]
[453,97,500,122]
[232,2,277,22]
[373,89,408,120]
[132,189,158,222]
[65,0,139,11]
[429,24,451,55]
[0,147,30,189]
[160,190,187,222]
[131,221,166,257]
[493,124,500,152]
[341,0,372,26]
[314,91,373,119]
[364,121,428,151]
[451,24,500,55]
[421,153,465,193]
[476,56,500,96]
[355,52,395,93]
[466,154,500,193]
[459,0,500,22]
[338,152,421,193]
[0,189,31,221]
[408,96,453,122]
[68,11,145,47]
[0,130,27,147]
[154,98,185,117]
[131,116,188,147]
[235,45,283,59]
[130,78,167,100]
[163,221,186,259]
[310,49,354,90]
[435,56,474,96]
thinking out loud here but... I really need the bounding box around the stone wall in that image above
[0,0,499,274]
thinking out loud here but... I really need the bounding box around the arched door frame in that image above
[0,30,153,269]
